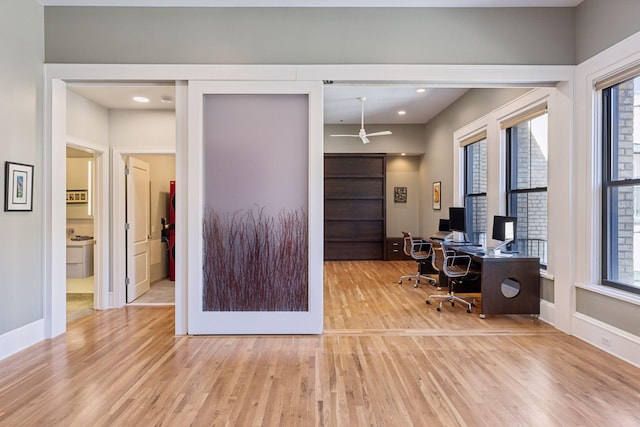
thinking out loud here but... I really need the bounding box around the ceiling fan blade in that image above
[360,135,370,144]
[365,131,392,137]
[330,134,360,137]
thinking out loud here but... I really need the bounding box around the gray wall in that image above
[420,88,530,236]
[386,156,421,238]
[0,0,44,335]
[576,0,640,63]
[44,7,575,65]
[577,288,640,337]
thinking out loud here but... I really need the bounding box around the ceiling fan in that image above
[330,96,392,144]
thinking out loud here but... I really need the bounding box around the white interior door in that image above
[126,156,151,303]
[187,80,324,334]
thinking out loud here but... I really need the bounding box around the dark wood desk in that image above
[447,244,540,318]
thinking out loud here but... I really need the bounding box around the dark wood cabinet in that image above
[386,237,410,260]
[324,154,386,260]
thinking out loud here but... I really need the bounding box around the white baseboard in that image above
[0,319,45,361]
[573,312,640,369]
[539,299,554,326]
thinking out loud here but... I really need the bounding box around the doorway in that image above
[125,154,176,306]
[65,146,97,321]
[65,81,178,311]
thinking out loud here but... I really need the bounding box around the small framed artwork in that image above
[67,190,88,204]
[432,181,441,210]
[394,186,407,203]
[4,161,34,212]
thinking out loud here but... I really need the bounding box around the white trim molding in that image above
[0,320,45,361]
[573,312,640,369]
[539,299,555,326]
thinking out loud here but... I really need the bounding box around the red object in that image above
[169,180,176,281]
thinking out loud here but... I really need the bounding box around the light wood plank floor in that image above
[2,261,640,426]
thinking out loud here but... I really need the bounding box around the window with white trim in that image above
[505,111,548,266]
[464,137,487,245]
[601,71,640,293]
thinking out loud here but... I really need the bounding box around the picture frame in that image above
[4,161,34,212]
[66,190,88,204]
[432,181,441,210]
[394,186,407,203]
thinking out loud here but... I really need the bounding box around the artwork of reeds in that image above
[203,206,308,312]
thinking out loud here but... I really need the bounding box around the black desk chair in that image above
[398,231,437,288]
[426,241,478,313]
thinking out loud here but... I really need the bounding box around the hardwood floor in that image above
[128,278,175,305]
[1,261,640,426]
[66,293,93,321]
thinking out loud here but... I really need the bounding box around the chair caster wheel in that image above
[479,314,486,319]
[426,300,431,305]
[451,302,455,307]
[414,283,419,288]
[436,306,442,312]
[398,280,402,284]
[467,308,472,313]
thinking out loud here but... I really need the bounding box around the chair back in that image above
[402,231,431,260]
[430,240,445,272]
[402,231,413,257]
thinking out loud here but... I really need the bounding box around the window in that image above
[602,73,640,293]
[506,112,548,266]
[464,138,487,245]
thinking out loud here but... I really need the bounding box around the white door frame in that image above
[45,63,574,339]
[66,136,110,311]
[112,148,176,309]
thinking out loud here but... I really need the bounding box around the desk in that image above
[447,244,540,318]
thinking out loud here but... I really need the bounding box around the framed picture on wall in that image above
[4,161,34,212]
[66,190,88,204]
[432,181,441,210]
[394,186,407,203]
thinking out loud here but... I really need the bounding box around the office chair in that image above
[398,231,437,288]
[426,240,478,313]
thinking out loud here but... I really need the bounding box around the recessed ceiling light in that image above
[398,110,406,115]
[401,153,407,156]
[133,96,150,103]
[416,88,426,93]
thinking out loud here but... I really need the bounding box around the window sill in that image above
[540,270,554,281]
[575,282,640,307]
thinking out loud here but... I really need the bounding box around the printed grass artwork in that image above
[203,206,308,312]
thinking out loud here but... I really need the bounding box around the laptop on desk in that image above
[429,231,452,241]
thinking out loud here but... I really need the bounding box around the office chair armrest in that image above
[411,240,431,257]
[443,254,472,276]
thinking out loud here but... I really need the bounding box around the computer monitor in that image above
[492,215,517,251]
[448,207,466,233]
[438,219,450,232]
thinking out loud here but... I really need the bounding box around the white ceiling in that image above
[68,82,472,125]
[68,83,176,111]
[38,1,583,7]
[324,85,468,124]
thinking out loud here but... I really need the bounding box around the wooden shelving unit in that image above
[324,154,386,260]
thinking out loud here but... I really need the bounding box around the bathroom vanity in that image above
[66,238,94,278]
